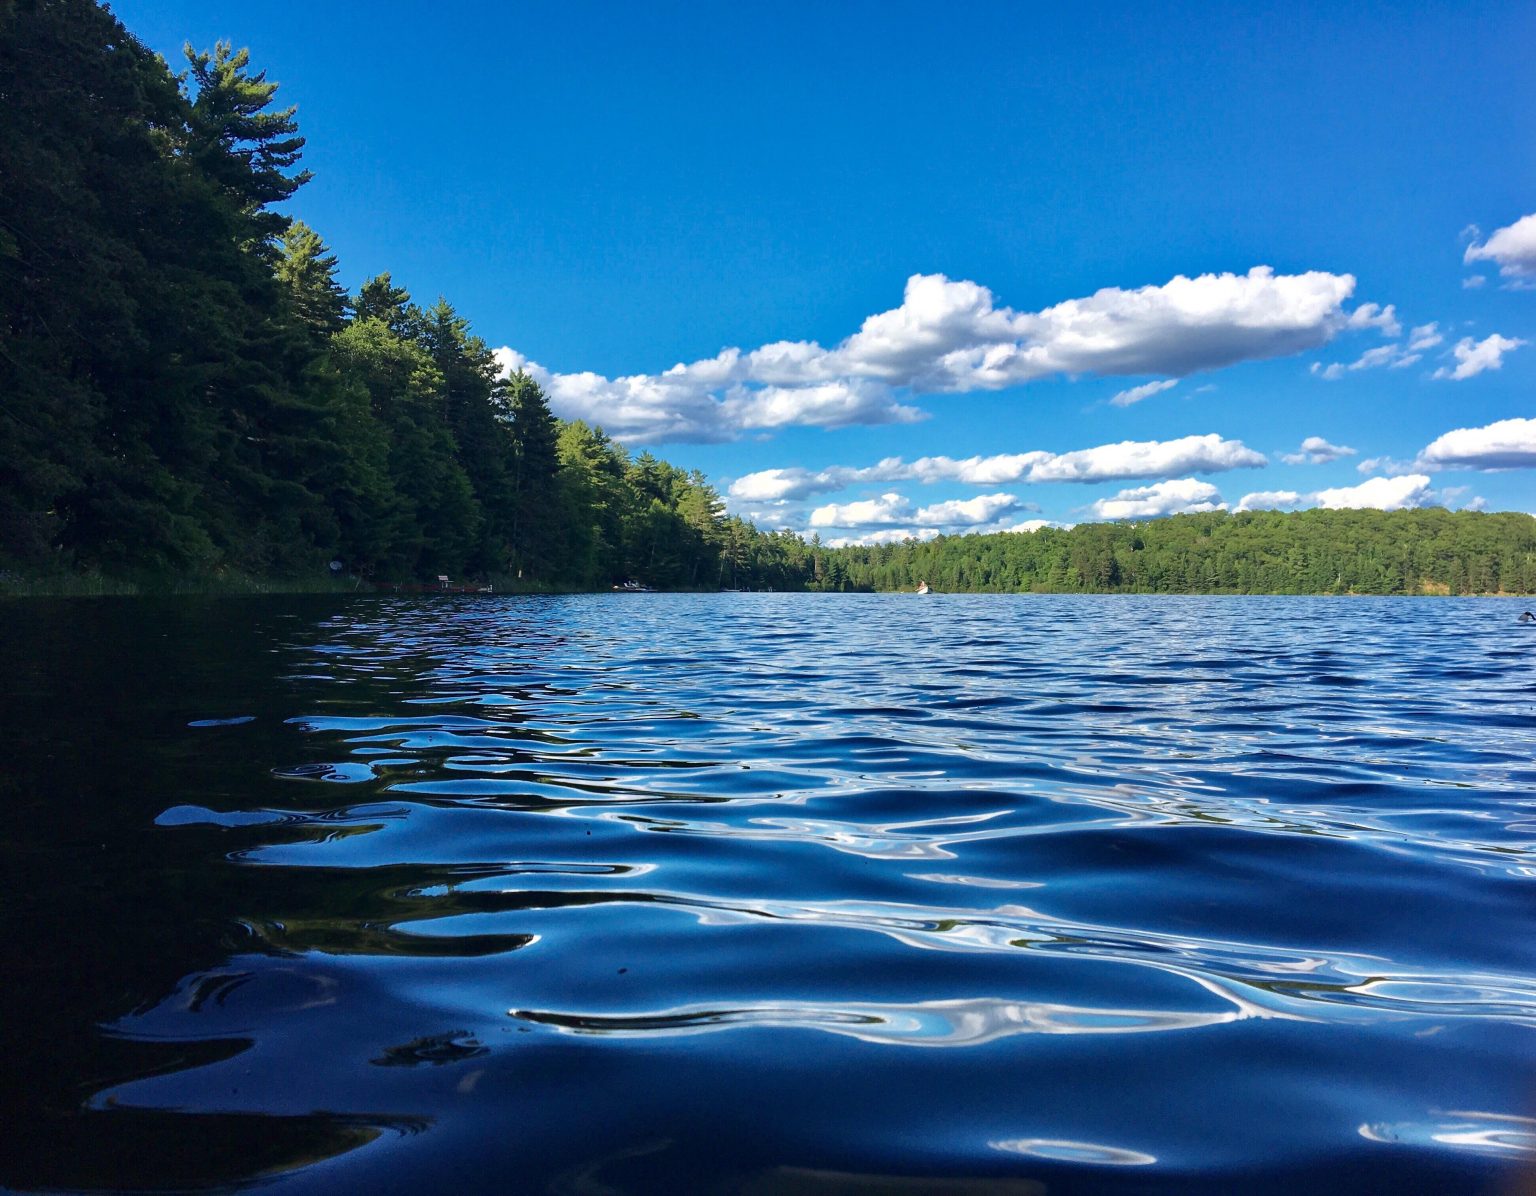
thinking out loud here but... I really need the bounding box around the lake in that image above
[2,593,1534,1194]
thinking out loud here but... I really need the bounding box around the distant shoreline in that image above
[4,574,1532,600]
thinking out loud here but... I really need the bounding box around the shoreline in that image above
[3,575,1531,600]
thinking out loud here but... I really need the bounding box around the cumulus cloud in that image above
[810,491,1027,532]
[1432,334,1526,381]
[1464,212,1536,283]
[1280,435,1357,465]
[1234,490,1304,512]
[1109,379,1177,407]
[1419,417,1536,470]
[1026,434,1264,482]
[809,493,913,529]
[496,265,1368,443]
[493,348,923,444]
[1235,476,1434,512]
[727,433,1265,501]
[725,467,847,504]
[1313,474,1434,510]
[913,493,1024,526]
[1089,479,1225,519]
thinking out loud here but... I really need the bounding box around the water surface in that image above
[3,594,1534,1193]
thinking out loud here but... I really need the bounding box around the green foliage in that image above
[501,371,562,578]
[181,39,309,247]
[818,509,1536,596]
[277,221,348,337]
[354,273,412,333]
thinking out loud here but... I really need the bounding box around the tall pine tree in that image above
[501,371,562,578]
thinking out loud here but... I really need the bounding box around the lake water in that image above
[3,593,1535,1194]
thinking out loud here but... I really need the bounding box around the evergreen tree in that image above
[276,221,347,337]
[354,273,413,335]
[416,299,513,571]
[330,317,480,575]
[555,420,627,584]
[501,371,562,578]
[181,40,310,250]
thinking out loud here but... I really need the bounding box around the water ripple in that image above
[77,594,1536,1191]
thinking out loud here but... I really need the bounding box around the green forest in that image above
[2,1,1533,596]
[823,507,1536,595]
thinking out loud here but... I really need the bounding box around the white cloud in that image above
[1345,302,1401,337]
[1356,456,1420,477]
[1437,485,1488,511]
[823,268,1362,389]
[822,528,940,548]
[1313,474,1433,510]
[726,467,846,503]
[1407,323,1443,352]
[1419,417,1536,470]
[1308,319,1449,380]
[1236,475,1436,512]
[913,493,1023,526]
[809,493,913,528]
[1234,490,1304,512]
[494,348,925,444]
[1023,433,1264,482]
[1432,334,1526,381]
[495,265,1367,443]
[1463,275,1487,289]
[727,432,1265,502]
[809,491,1027,532]
[1004,519,1056,533]
[732,504,798,530]
[1311,339,1426,379]
[1109,379,1177,407]
[1089,479,1225,519]
[723,380,926,431]
[908,452,1051,485]
[1280,435,1356,465]
[1464,212,1536,282]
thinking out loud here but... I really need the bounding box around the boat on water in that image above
[916,580,931,595]
[612,580,658,592]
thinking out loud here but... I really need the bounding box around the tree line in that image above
[818,508,1536,596]
[3,2,1532,596]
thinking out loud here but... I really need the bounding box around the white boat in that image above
[916,581,931,595]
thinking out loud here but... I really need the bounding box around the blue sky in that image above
[113,1,1535,542]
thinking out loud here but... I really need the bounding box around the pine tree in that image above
[330,318,480,576]
[354,273,413,335]
[182,40,310,250]
[416,299,513,571]
[501,371,562,578]
[276,221,348,338]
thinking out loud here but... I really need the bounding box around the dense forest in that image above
[2,1,1533,596]
[822,508,1536,596]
